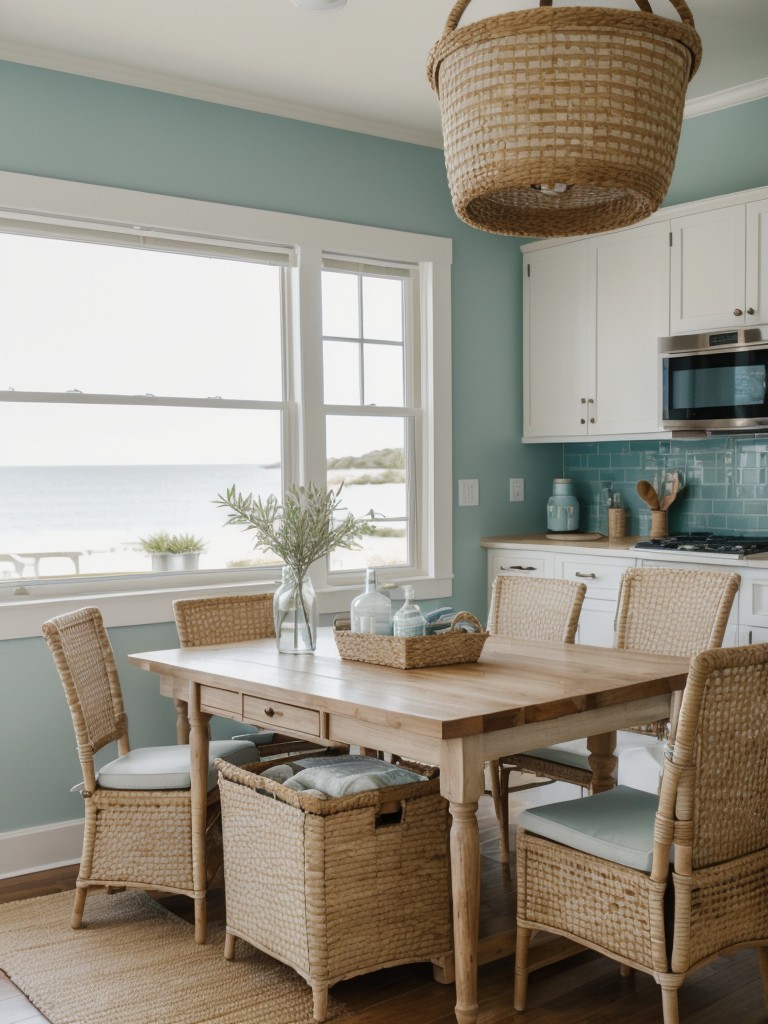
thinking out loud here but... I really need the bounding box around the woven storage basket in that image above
[427,0,702,237]
[334,612,488,669]
[216,758,452,1020]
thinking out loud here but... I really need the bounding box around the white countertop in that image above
[480,534,768,569]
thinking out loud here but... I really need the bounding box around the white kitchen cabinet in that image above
[523,221,670,441]
[746,197,768,328]
[670,197,768,333]
[482,538,748,650]
[556,553,634,647]
[523,241,594,439]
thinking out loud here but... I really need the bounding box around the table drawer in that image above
[243,695,321,736]
[200,684,242,716]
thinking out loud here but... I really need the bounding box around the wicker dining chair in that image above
[173,593,330,758]
[486,574,587,863]
[42,605,257,943]
[503,567,740,797]
[514,642,768,1024]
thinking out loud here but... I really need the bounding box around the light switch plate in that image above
[458,479,479,506]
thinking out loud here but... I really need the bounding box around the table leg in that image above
[173,697,191,744]
[441,737,484,1024]
[449,799,481,1024]
[187,681,211,944]
[587,730,617,793]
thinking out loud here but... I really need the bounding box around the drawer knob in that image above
[734,308,743,317]
[264,707,276,718]
[575,572,597,579]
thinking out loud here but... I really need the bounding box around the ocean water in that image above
[0,464,405,578]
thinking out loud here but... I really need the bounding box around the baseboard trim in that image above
[0,819,83,879]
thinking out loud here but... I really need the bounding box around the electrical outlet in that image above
[510,477,525,502]
[458,479,479,506]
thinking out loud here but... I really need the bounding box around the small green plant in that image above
[138,531,206,554]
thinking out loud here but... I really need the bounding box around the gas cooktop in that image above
[633,533,768,559]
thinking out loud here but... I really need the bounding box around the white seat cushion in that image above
[517,784,659,871]
[261,754,425,798]
[97,739,255,792]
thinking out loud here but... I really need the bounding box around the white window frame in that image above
[0,172,453,639]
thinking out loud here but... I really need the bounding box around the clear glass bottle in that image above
[393,585,427,638]
[350,568,392,635]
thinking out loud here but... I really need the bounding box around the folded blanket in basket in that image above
[261,754,426,799]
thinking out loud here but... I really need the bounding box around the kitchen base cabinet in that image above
[557,553,634,646]
[482,538,747,651]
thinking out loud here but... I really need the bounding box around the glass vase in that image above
[273,567,317,654]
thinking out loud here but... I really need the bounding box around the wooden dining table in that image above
[128,629,690,1024]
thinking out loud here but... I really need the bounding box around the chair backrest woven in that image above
[42,606,129,781]
[487,575,586,643]
[656,643,768,873]
[615,568,739,657]
[173,592,276,647]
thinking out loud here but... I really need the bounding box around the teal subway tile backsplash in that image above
[563,436,768,536]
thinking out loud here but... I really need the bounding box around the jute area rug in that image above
[0,889,347,1024]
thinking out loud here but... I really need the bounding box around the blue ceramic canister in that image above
[546,478,580,532]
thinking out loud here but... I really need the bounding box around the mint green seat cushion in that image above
[97,739,255,792]
[520,740,590,771]
[517,784,659,871]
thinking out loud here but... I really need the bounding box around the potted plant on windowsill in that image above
[215,482,370,654]
[139,532,206,572]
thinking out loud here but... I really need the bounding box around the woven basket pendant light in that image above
[427,0,702,237]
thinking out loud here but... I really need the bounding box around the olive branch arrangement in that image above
[215,482,374,647]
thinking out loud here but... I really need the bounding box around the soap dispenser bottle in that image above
[393,585,427,638]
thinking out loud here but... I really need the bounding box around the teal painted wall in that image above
[0,60,765,836]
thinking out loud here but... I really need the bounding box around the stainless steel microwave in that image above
[660,328,768,433]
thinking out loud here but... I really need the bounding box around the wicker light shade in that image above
[427,0,702,238]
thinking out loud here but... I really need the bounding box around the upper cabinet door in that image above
[746,198,768,328]
[594,221,670,436]
[670,205,746,333]
[523,242,594,439]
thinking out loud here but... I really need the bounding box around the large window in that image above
[0,172,452,634]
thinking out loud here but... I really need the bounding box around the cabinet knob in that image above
[590,418,596,424]
[580,397,587,404]
[575,572,597,579]
[734,308,744,317]
[580,418,586,424]
[587,397,595,404]
[747,307,756,316]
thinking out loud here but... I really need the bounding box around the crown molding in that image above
[1,41,765,146]
[684,77,768,118]
[0,41,445,149]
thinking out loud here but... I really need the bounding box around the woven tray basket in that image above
[427,0,702,237]
[215,757,452,1009]
[333,612,488,669]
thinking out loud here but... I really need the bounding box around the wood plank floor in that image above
[1,788,767,1024]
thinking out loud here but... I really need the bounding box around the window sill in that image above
[0,573,454,641]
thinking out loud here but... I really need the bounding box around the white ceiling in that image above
[0,0,766,148]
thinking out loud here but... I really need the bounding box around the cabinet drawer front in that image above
[558,557,633,600]
[243,695,320,736]
[738,571,768,628]
[200,685,242,717]
[490,553,553,578]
